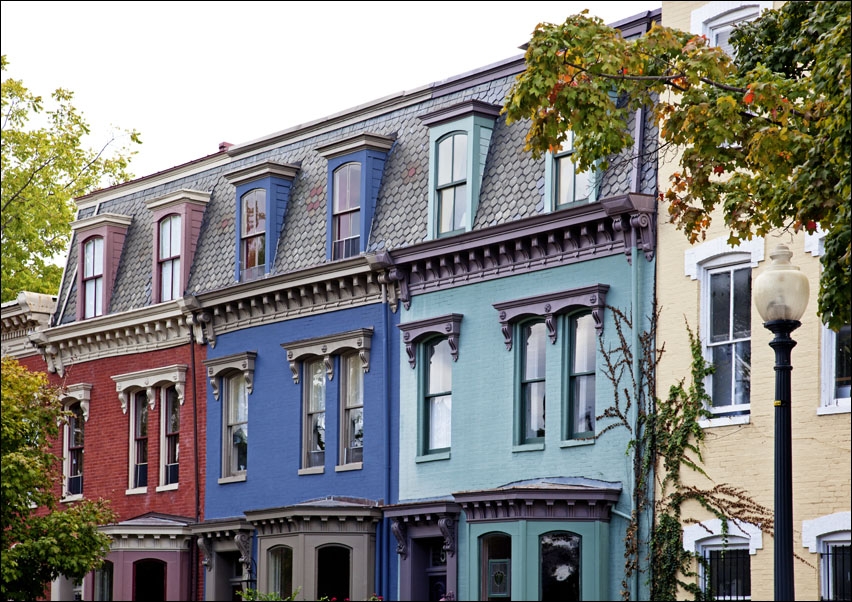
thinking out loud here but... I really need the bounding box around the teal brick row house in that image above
[7,7,662,601]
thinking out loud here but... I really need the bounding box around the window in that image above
[424,337,453,454]
[420,100,501,239]
[83,237,104,318]
[66,402,85,496]
[707,264,751,415]
[281,329,373,474]
[550,132,596,209]
[332,163,361,259]
[684,519,761,602]
[340,353,364,465]
[541,532,580,601]
[493,285,608,449]
[567,313,596,439]
[303,358,326,470]
[158,214,181,301]
[519,320,547,444]
[398,315,462,461]
[480,533,511,600]
[436,133,468,235]
[316,545,351,602]
[822,323,852,413]
[94,560,113,601]
[691,2,772,58]
[268,546,293,599]
[161,385,180,487]
[802,512,852,602]
[130,391,149,490]
[225,374,249,478]
[240,188,267,281]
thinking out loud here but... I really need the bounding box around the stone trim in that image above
[493,284,609,351]
[398,314,463,368]
[62,383,93,421]
[203,352,257,401]
[111,365,188,414]
[281,329,373,383]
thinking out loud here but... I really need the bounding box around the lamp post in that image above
[753,243,810,601]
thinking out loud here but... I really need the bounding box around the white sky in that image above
[2,1,661,179]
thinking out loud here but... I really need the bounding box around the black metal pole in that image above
[765,318,800,602]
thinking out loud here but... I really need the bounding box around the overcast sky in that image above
[2,1,661,179]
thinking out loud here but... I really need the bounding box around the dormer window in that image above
[419,100,501,240]
[158,215,181,302]
[436,133,468,235]
[240,189,267,281]
[317,133,395,261]
[71,213,131,321]
[332,163,361,259]
[545,132,598,211]
[225,163,299,282]
[83,237,104,318]
[146,189,210,304]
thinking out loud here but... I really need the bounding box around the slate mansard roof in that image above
[53,10,660,327]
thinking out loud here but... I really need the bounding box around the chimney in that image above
[218,141,233,152]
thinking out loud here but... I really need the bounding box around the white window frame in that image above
[83,236,104,319]
[222,373,249,482]
[127,389,151,494]
[158,384,181,491]
[691,2,773,57]
[802,511,852,602]
[684,519,762,601]
[60,384,91,503]
[685,237,764,428]
[158,214,182,302]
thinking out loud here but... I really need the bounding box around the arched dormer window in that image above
[82,236,104,318]
[241,188,267,282]
[436,132,468,236]
[332,162,361,259]
[158,214,181,301]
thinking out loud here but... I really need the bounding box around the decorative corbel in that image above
[398,314,463,368]
[287,351,300,384]
[235,532,252,570]
[175,381,185,405]
[146,386,157,410]
[79,400,90,422]
[208,367,221,401]
[118,388,129,414]
[498,311,513,351]
[197,536,213,572]
[391,519,408,559]
[438,515,456,557]
[323,348,334,381]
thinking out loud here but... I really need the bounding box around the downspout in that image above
[187,310,203,601]
[382,276,393,599]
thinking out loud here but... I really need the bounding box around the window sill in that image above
[335,462,363,472]
[512,442,545,453]
[60,494,83,504]
[298,466,325,476]
[217,474,246,485]
[818,401,851,416]
[156,483,179,492]
[560,437,595,448]
[415,451,451,463]
[125,486,147,495]
[698,414,750,428]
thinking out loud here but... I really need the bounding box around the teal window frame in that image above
[419,336,453,456]
[563,312,597,441]
[543,131,600,212]
[515,319,547,446]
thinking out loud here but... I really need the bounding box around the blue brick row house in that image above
[15,7,661,601]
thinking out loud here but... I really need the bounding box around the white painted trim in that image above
[698,414,751,428]
[802,511,851,552]
[821,325,851,412]
[683,518,763,554]
[804,227,826,257]
[690,1,773,35]
[684,236,764,280]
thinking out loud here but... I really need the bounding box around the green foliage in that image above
[504,3,851,330]
[1,357,115,601]
[1,55,141,302]
[597,310,772,600]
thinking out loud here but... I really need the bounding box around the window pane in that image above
[541,532,580,601]
[524,322,546,380]
[574,167,590,203]
[85,279,97,317]
[310,413,325,451]
[439,189,455,233]
[348,163,361,208]
[229,377,248,424]
[160,219,172,257]
[167,387,180,432]
[572,374,595,436]
[453,184,467,229]
[437,137,453,185]
[345,355,363,408]
[84,240,95,277]
[710,272,731,343]
[452,134,467,181]
[171,258,181,299]
[573,314,596,373]
[161,260,174,300]
[428,339,452,394]
[429,395,452,451]
[93,238,103,276]
[170,215,181,253]
[828,544,851,601]
[242,189,266,236]
[732,268,751,339]
[524,381,546,440]
[557,155,574,206]
[308,361,326,413]
[232,425,248,472]
[836,324,851,398]
[268,547,293,598]
[734,341,751,406]
[712,344,733,407]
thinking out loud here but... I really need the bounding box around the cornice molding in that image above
[316,132,396,160]
[144,188,211,212]
[224,161,300,186]
[28,304,191,376]
[454,485,621,523]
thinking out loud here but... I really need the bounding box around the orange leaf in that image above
[743,89,755,105]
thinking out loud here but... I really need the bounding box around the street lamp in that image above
[753,243,810,601]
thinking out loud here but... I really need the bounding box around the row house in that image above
[657,2,851,601]
[4,7,676,601]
